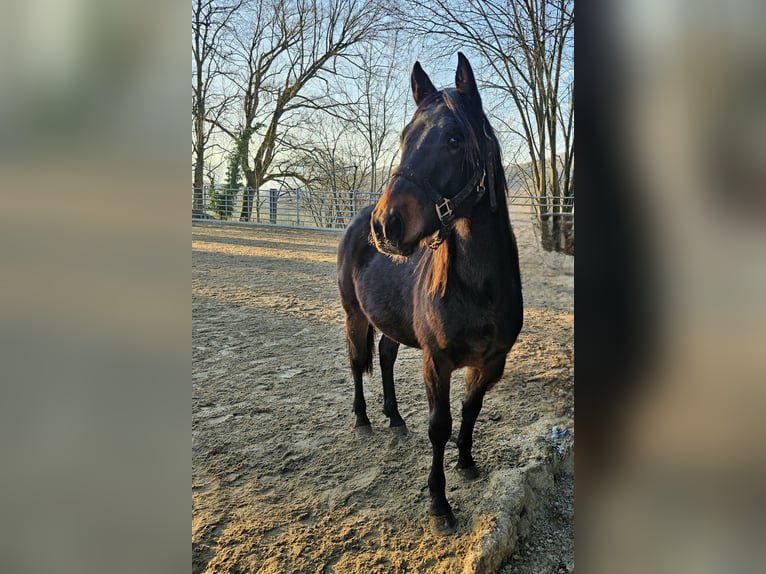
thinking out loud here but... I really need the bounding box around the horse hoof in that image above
[457,464,480,481]
[429,511,457,536]
[355,424,372,436]
[389,423,409,436]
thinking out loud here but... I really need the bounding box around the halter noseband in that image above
[389,165,486,249]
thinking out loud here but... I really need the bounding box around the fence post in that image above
[269,189,278,224]
[296,189,301,225]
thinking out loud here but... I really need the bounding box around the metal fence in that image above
[191,185,573,230]
[506,192,575,218]
[192,186,381,230]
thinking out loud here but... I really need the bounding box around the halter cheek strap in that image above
[390,165,488,249]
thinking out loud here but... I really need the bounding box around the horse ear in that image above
[455,52,482,110]
[411,61,437,106]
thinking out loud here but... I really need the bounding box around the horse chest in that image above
[418,296,508,363]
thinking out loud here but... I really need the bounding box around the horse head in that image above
[371,53,490,257]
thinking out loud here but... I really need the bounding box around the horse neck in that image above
[458,140,513,259]
[452,191,514,285]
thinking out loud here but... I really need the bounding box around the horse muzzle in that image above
[370,210,416,257]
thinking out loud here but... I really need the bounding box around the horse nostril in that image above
[383,212,403,244]
[372,218,384,241]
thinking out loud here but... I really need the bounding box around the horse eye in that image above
[447,136,461,149]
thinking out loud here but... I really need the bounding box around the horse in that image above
[336,53,523,535]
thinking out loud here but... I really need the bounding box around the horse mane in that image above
[416,89,509,299]
[417,239,451,298]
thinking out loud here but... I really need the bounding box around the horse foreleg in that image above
[456,357,506,479]
[423,353,455,535]
[379,335,406,432]
[345,311,374,432]
[455,367,483,479]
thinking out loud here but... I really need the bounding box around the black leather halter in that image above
[390,122,497,249]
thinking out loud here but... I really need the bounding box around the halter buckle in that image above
[427,231,445,249]
[435,198,454,223]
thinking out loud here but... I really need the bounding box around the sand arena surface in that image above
[193,218,573,573]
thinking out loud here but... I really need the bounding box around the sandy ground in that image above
[192,215,573,573]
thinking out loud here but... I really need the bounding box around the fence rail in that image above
[191,186,574,230]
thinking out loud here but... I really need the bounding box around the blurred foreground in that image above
[578,1,766,572]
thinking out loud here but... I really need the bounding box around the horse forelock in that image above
[442,90,509,206]
[411,90,481,168]
[440,89,481,168]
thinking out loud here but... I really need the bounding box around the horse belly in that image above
[358,293,420,348]
[369,312,420,349]
[355,258,420,349]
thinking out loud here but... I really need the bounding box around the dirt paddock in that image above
[193,216,573,573]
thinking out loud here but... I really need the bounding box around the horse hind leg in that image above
[456,358,506,480]
[345,311,374,433]
[379,335,407,434]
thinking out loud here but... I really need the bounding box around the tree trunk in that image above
[540,219,555,252]
[193,154,205,217]
[562,218,574,255]
[241,169,256,221]
[193,88,205,217]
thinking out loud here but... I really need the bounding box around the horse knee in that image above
[428,411,452,446]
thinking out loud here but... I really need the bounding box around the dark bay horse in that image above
[336,53,523,535]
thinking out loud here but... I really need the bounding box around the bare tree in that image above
[192,0,241,217]
[289,113,370,228]
[281,31,408,228]
[211,0,388,221]
[342,33,409,196]
[406,0,574,253]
